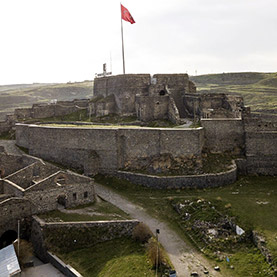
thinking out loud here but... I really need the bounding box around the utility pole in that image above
[17,220,20,257]
[155,229,160,277]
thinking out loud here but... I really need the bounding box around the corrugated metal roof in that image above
[0,244,21,277]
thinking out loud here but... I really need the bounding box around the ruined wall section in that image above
[135,95,169,122]
[153,74,189,118]
[14,99,90,120]
[184,93,243,119]
[0,153,36,177]
[93,74,150,115]
[201,118,244,154]
[0,198,33,237]
[25,182,94,213]
[244,114,277,175]
[5,161,58,189]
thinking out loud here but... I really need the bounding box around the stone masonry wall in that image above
[94,74,150,115]
[116,160,237,189]
[25,182,95,213]
[201,118,244,154]
[3,180,24,197]
[135,95,169,122]
[0,198,33,237]
[244,115,277,175]
[16,124,204,174]
[0,153,36,177]
[31,216,139,261]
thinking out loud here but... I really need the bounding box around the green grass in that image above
[94,174,277,276]
[39,201,131,222]
[56,238,156,277]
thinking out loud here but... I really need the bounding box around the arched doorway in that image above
[0,230,17,249]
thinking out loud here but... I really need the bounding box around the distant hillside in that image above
[190,72,277,114]
[0,81,93,120]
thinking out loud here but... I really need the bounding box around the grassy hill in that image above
[190,72,277,115]
[0,81,93,120]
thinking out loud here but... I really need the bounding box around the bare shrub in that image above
[147,238,168,270]
[132,222,153,243]
[14,239,33,266]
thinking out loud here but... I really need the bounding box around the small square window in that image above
[73,193,77,200]
[84,191,88,198]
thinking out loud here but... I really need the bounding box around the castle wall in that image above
[201,118,244,154]
[244,115,277,175]
[153,74,189,90]
[135,95,169,121]
[94,74,150,115]
[16,124,204,174]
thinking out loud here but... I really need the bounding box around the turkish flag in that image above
[121,4,135,24]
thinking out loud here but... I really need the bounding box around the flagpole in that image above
[120,3,126,74]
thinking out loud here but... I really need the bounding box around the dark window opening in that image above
[84,191,88,198]
[73,193,77,200]
[156,101,160,105]
[159,90,166,96]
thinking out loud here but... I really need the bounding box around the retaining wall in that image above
[116,161,237,189]
[47,252,82,277]
[31,216,139,262]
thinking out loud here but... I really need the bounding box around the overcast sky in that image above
[0,0,276,85]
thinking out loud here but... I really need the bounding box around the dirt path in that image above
[94,182,224,277]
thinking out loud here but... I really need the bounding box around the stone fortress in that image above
[0,72,276,272]
[11,73,276,181]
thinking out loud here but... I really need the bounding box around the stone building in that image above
[91,73,243,122]
[0,152,95,248]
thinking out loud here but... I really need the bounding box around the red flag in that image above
[121,4,135,24]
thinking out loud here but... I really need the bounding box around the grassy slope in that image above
[57,238,155,277]
[0,81,93,119]
[190,72,277,114]
[95,175,277,276]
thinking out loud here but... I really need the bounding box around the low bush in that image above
[132,222,153,243]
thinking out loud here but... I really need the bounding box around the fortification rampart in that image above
[201,118,244,154]
[0,99,90,137]
[243,114,277,175]
[16,124,204,175]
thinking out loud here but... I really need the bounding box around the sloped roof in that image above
[0,244,21,277]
